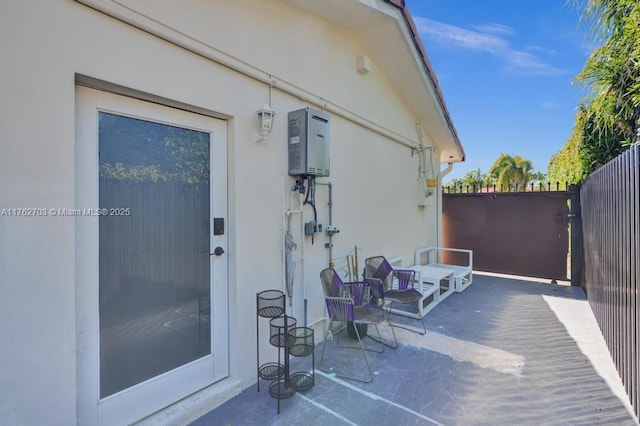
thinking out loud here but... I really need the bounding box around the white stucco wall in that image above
[0,0,443,424]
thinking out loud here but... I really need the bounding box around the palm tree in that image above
[485,154,533,191]
[461,168,485,192]
[574,0,640,150]
[444,169,486,193]
[530,171,547,184]
[529,171,548,191]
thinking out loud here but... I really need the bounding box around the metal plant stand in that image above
[256,290,315,414]
[256,290,285,393]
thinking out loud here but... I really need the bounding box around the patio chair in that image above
[318,268,394,383]
[364,256,427,335]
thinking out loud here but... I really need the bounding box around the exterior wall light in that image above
[257,103,275,142]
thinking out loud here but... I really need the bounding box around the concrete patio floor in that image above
[191,273,638,425]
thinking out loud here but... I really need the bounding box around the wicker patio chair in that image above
[364,256,427,335]
[318,268,395,383]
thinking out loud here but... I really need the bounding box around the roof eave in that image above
[384,0,465,163]
[278,0,465,163]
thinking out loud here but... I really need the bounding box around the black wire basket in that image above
[288,327,314,357]
[269,315,297,348]
[257,290,285,318]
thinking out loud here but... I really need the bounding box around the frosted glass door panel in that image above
[98,112,211,398]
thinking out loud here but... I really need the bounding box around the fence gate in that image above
[442,189,578,282]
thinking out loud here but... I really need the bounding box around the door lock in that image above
[212,246,225,256]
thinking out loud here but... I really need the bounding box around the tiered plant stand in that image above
[256,290,315,413]
[256,290,285,394]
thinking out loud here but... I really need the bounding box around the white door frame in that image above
[75,86,229,425]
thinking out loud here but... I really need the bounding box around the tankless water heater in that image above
[288,108,330,177]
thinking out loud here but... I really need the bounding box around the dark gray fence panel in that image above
[442,191,570,280]
[581,145,639,419]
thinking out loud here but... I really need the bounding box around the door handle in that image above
[211,246,225,256]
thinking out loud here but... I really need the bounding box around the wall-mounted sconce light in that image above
[257,103,275,142]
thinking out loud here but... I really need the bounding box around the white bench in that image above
[414,247,473,293]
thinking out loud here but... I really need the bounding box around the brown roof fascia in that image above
[383,0,464,161]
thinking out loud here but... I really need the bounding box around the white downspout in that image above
[439,162,453,179]
[436,162,454,248]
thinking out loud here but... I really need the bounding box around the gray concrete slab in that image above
[191,274,638,425]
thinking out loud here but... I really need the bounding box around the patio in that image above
[189,273,637,425]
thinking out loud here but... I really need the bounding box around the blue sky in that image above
[405,0,593,182]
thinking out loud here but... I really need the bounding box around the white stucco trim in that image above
[76,0,419,151]
[75,74,231,120]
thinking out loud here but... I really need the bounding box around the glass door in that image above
[75,87,228,425]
